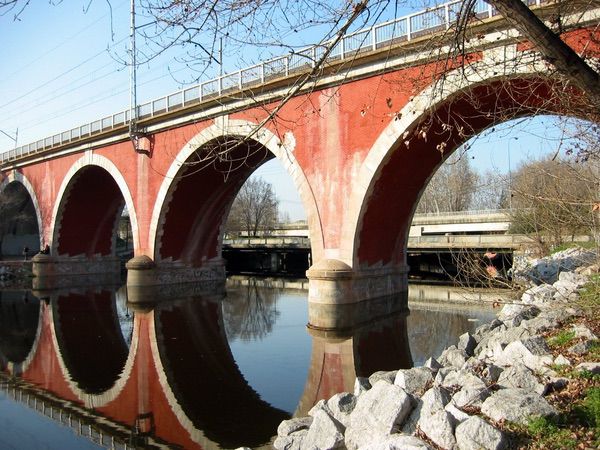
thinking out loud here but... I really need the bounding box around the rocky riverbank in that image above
[272,247,600,450]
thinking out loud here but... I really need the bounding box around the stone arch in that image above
[149,118,321,262]
[341,47,570,269]
[0,170,43,250]
[50,153,139,256]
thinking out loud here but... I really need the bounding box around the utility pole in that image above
[129,0,138,136]
[0,128,18,150]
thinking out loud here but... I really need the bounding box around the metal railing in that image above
[0,0,545,165]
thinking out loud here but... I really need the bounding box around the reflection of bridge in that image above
[0,284,413,449]
[1,1,599,305]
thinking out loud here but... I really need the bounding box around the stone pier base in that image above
[306,259,409,306]
[31,254,121,289]
[125,257,226,303]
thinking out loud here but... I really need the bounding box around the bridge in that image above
[1,0,599,305]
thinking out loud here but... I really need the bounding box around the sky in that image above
[0,1,584,222]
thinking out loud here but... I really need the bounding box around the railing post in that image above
[260,63,265,84]
[340,37,346,59]
[285,56,289,76]
[372,25,378,50]
[407,17,412,40]
[218,76,223,96]
[488,2,493,18]
[445,4,450,29]
[238,70,243,90]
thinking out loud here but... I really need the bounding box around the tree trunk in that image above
[486,0,600,108]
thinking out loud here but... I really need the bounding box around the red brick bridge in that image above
[1,1,598,304]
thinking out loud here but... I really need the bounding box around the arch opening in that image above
[0,181,40,258]
[157,137,275,266]
[355,76,590,269]
[54,166,126,257]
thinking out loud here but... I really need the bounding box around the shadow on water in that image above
[0,277,503,449]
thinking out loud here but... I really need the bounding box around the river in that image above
[0,277,503,449]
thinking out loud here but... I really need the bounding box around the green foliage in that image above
[525,416,578,449]
[551,241,597,254]
[580,387,600,428]
[577,276,600,318]
[547,330,576,348]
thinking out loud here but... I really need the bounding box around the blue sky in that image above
[0,1,579,221]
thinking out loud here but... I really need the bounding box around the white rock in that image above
[277,417,313,437]
[521,284,557,305]
[451,386,490,408]
[572,323,598,340]
[394,367,433,396]
[345,381,415,450]
[576,361,600,375]
[554,354,571,366]
[418,409,457,450]
[327,392,356,428]
[354,377,372,396]
[303,409,345,450]
[455,416,507,450]
[274,429,307,450]
[361,434,433,450]
[369,371,397,386]
[481,388,557,425]
[497,363,547,395]
[497,337,553,370]
[445,402,471,424]
[458,333,477,356]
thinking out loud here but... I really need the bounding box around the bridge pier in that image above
[306,259,409,306]
[125,256,226,303]
[31,253,121,289]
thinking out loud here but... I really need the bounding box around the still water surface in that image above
[0,277,500,449]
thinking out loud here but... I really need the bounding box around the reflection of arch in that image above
[341,51,573,268]
[0,171,43,249]
[50,154,139,255]
[150,296,288,448]
[0,291,43,376]
[149,119,321,262]
[49,289,139,408]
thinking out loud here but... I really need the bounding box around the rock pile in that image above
[273,250,600,450]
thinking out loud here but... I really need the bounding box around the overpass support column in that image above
[306,259,409,306]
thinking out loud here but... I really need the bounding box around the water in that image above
[0,278,501,449]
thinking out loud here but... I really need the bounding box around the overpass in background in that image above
[224,209,529,251]
[1,0,599,305]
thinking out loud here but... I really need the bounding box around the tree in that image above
[227,177,279,237]
[508,155,598,251]
[416,154,479,213]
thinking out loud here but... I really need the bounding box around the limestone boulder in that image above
[327,392,356,428]
[302,409,345,450]
[481,388,557,425]
[394,367,434,396]
[277,417,313,437]
[345,381,415,450]
[497,363,548,395]
[361,434,433,450]
[455,416,507,450]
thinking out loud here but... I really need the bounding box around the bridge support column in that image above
[31,253,121,289]
[306,259,409,306]
[125,256,227,303]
